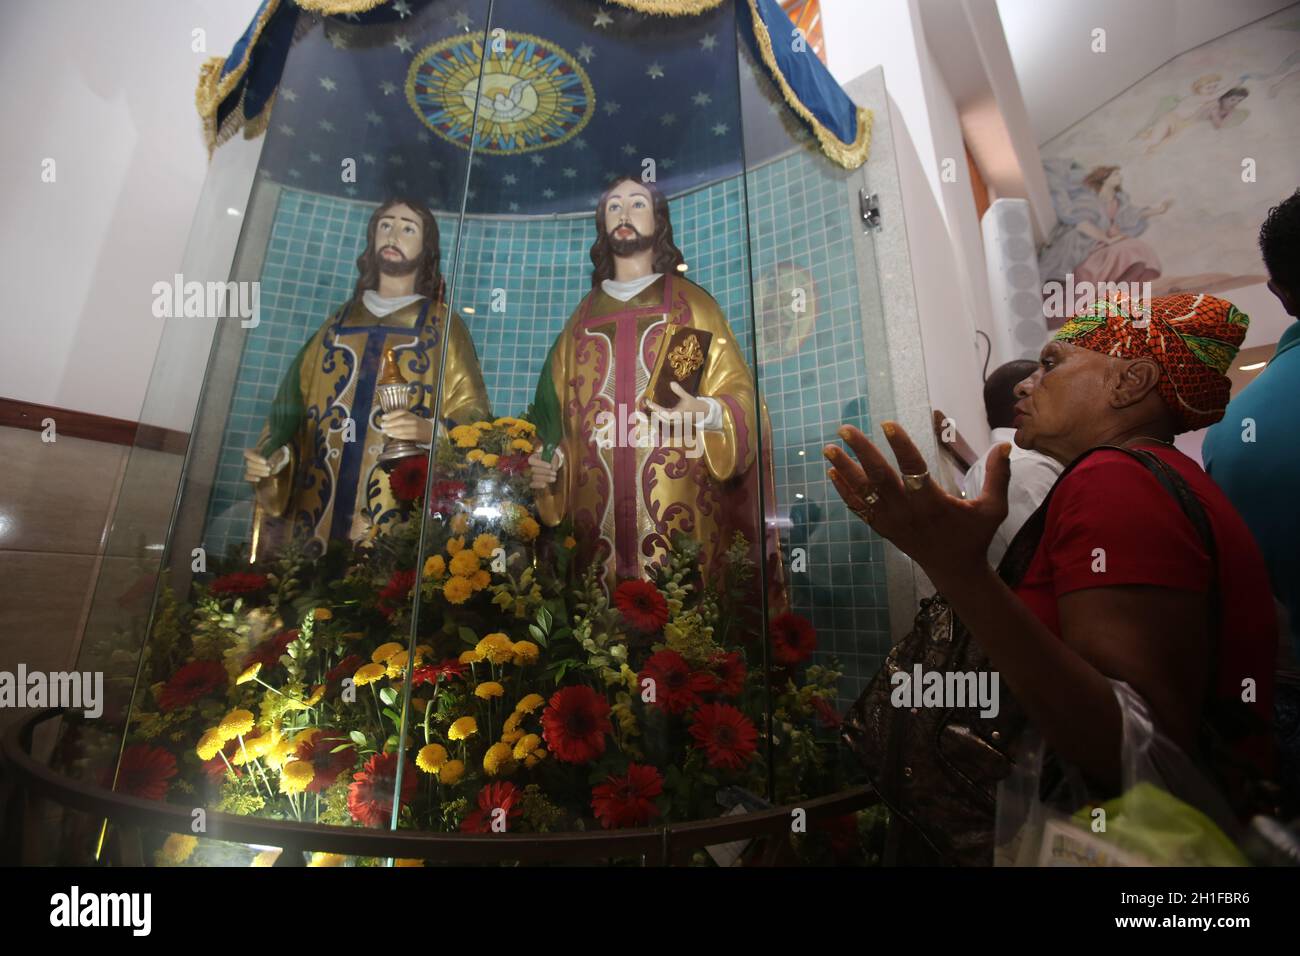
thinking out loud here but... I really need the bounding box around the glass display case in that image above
[48,0,905,866]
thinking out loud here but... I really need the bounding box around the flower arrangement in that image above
[92,414,877,865]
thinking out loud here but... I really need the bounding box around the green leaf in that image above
[379,687,397,706]
[538,605,553,634]
[458,626,479,647]
[382,708,401,724]
[349,730,367,746]
[528,624,545,644]
[328,743,353,754]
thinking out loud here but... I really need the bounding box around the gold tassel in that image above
[604,0,728,14]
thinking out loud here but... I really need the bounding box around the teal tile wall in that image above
[204,150,888,701]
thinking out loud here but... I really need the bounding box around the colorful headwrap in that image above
[1053,293,1249,432]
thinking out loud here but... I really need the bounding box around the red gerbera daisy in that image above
[377,569,417,619]
[769,612,817,666]
[326,654,364,685]
[388,455,429,503]
[209,571,269,599]
[295,728,356,793]
[591,763,664,829]
[710,651,747,698]
[639,649,715,714]
[412,658,467,686]
[243,628,299,671]
[158,660,227,712]
[460,781,524,833]
[496,453,530,476]
[348,752,417,828]
[613,580,669,632]
[541,685,612,764]
[427,480,467,518]
[689,702,759,771]
[110,744,178,800]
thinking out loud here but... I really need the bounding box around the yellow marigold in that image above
[443,575,474,605]
[508,420,536,436]
[563,535,576,549]
[459,648,483,664]
[524,750,545,768]
[448,716,478,741]
[250,850,279,867]
[509,438,534,452]
[475,681,505,700]
[517,516,540,541]
[308,852,346,867]
[493,416,518,428]
[371,642,404,664]
[515,693,546,714]
[394,858,424,867]
[481,454,500,468]
[451,512,471,535]
[476,633,514,664]
[423,555,446,579]
[449,424,481,448]
[386,649,416,679]
[449,550,481,577]
[483,742,516,777]
[305,684,326,706]
[294,727,322,746]
[440,759,466,785]
[472,420,493,430]
[218,709,255,740]
[512,734,542,761]
[244,731,275,758]
[196,729,225,761]
[158,833,198,865]
[466,448,485,462]
[416,743,448,774]
[280,759,315,795]
[446,536,465,555]
[236,662,262,685]
[314,607,333,621]
[502,711,523,735]
[470,569,491,592]
[472,533,500,558]
[511,641,540,665]
[353,662,386,686]
[500,728,524,745]
[265,738,297,770]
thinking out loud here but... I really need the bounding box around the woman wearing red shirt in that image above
[826,294,1275,827]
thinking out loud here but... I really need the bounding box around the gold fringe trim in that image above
[744,0,870,169]
[604,0,727,14]
[294,0,390,14]
[196,0,282,156]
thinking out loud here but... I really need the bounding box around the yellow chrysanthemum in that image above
[236,662,262,685]
[314,607,333,621]
[294,727,322,746]
[250,850,279,867]
[448,716,478,741]
[353,662,386,686]
[305,684,326,706]
[515,693,546,714]
[244,731,275,759]
[502,711,523,735]
[476,633,514,665]
[440,759,466,785]
[511,641,540,665]
[524,751,545,768]
[443,575,474,605]
[449,424,481,448]
[459,648,483,665]
[474,681,505,700]
[472,533,500,559]
[371,642,404,664]
[470,569,491,592]
[500,728,524,745]
[483,741,516,777]
[265,738,297,770]
[416,743,448,774]
[446,536,465,555]
[218,709,255,740]
[196,729,225,761]
[158,833,198,865]
[449,550,481,577]
[308,852,346,867]
[481,454,500,468]
[517,516,540,541]
[466,448,485,462]
[512,734,542,761]
[493,416,518,428]
[280,759,315,795]
[423,554,446,579]
[508,420,536,436]
[563,535,576,549]
[387,649,419,679]
[451,512,471,535]
[509,438,534,452]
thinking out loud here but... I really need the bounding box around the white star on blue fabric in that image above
[602,101,621,116]
[700,33,717,52]
[396,179,408,190]
[692,91,711,107]
[308,152,321,163]
[504,174,518,185]
[621,143,637,155]
[428,158,443,169]
[380,81,397,96]
[319,76,337,92]
[393,34,413,54]
[318,119,335,132]
[712,123,729,136]
[562,167,577,178]
[593,10,613,28]
[416,130,430,143]
[287,168,301,178]
[329,32,348,50]
[392,0,412,17]
[452,10,472,30]
[345,186,357,196]
[388,155,405,166]
[647,62,664,80]
[543,188,556,198]
[509,201,520,211]
[365,110,382,125]
[278,124,294,136]
[577,43,595,64]
[530,155,546,166]
[280,87,297,102]
[660,113,676,126]
[573,137,588,149]
[362,152,376,165]
[661,157,675,168]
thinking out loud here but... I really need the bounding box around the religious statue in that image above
[243,198,491,555]
[528,176,777,591]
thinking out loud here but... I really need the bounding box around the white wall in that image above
[0,0,264,423]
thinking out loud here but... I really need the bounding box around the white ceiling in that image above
[995,0,1298,145]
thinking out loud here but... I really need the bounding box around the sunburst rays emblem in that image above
[405,32,594,155]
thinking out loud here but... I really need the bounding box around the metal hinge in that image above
[860,190,881,231]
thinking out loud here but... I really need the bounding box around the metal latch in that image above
[860,190,881,231]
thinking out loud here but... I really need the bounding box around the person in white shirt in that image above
[963,360,1063,566]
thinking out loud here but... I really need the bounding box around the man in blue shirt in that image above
[1204,189,1300,657]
